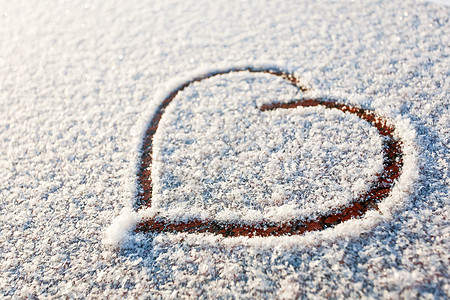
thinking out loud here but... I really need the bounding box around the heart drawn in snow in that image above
[134,67,403,237]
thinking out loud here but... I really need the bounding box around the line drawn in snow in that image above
[133,67,403,237]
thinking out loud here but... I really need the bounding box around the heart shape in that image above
[134,67,403,237]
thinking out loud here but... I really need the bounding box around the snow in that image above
[425,0,450,6]
[150,71,384,223]
[1,0,448,298]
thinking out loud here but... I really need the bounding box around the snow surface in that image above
[1,0,448,298]
[425,0,450,7]
[150,72,384,223]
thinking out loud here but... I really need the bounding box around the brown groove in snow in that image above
[134,68,403,237]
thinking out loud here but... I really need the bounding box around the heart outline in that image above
[134,67,403,237]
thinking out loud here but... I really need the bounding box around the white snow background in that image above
[1,0,448,298]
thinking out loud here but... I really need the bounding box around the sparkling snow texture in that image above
[1,0,448,298]
[150,72,384,223]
